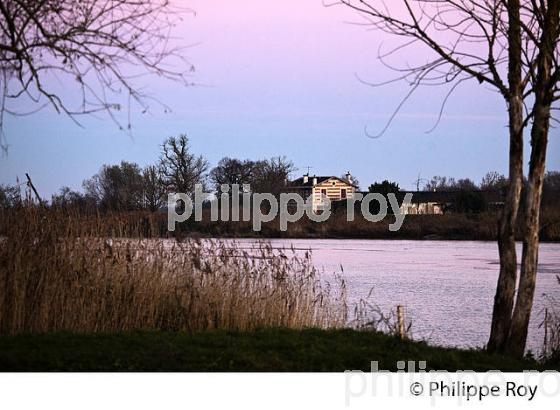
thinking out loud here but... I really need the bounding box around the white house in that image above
[287,172,358,211]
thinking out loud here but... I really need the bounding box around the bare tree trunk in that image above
[487,101,524,353]
[504,0,558,357]
[506,103,550,357]
[505,0,558,355]
[487,0,524,353]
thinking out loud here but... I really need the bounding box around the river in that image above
[236,238,560,353]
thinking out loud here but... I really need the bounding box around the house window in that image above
[341,189,347,199]
[321,189,327,198]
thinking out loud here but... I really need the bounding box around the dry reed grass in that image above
[0,208,347,335]
[540,276,560,363]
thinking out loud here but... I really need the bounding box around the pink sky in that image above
[1,0,558,195]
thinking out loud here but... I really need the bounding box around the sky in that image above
[1,0,559,197]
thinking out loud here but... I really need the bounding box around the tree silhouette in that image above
[0,0,193,149]
[333,0,560,356]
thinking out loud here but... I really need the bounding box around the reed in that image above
[541,276,560,365]
[0,208,347,335]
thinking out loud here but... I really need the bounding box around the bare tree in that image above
[51,186,94,211]
[0,0,193,148]
[159,134,209,195]
[333,0,560,356]
[210,157,257,194]
[424,176,457,191]
[82,160,143,211]
[142,165,165,212]
[251,156,295,195]
[481,172,509,190]
[424,176,479,191]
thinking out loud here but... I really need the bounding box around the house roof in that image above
[289,175,358,189]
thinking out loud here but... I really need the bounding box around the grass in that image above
[0,208,346,335]
[541,283,560,364]
[0,328,552,372]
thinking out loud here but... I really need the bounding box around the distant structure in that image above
[287,172,506,215]
[287,171,358,211]
[395,190,506,215]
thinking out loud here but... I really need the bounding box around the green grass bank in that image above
[0,328,556,372]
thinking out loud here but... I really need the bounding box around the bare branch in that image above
[0,0,194,148]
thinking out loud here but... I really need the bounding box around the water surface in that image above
[238,239,560,352]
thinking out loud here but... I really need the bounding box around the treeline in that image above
[418,172,560,211]
[0,134,294,212]
[1,133,560,214]
[367,172,560,213]
[369,171,560,194]
[424,172,510,191]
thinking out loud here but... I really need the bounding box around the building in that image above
[396,189,505,215]
[396,191,451,215]
[287,172,506,215]
[287,172,358,211]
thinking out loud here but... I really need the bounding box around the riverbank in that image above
[65,209,560,242]
[188,210,560,241]
[3,208,559,242]
[0,328,555,372]
[1,209,558,372]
